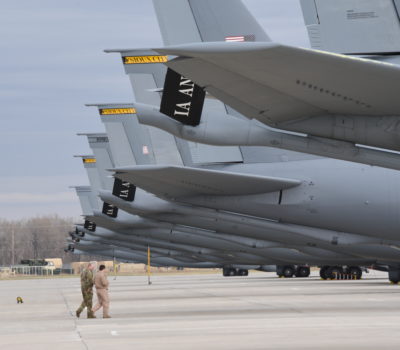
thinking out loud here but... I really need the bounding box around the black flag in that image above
[84,220,96,232]
[102,202,118,218]
[160,68,205,126]
[112,178,136,202]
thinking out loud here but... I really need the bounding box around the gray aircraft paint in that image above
[114,159,400,243]
[73,246,220,268]
[72,141,388,264]
[86,113,380,263]
[73,151,269,266]
[87,102,184,166]
[104,48,319,165]
[73,155,103,209]
[100,186,400,264]
[79,219,368,266]
[104,48,245,165]
[152,0,400,170]
[72,0,400,274]
[82,137,376,266]
[77,133,115,191]
[73,186,99,215]
[157,41,400,170]
[300,0,400,54]
[133,102,400,170]
[150,0,319,163]
[90,206,354,265]
[152,0,270,45]
[86,103,156,167]
[108,0,318,165]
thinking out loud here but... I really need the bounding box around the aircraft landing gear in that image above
[276,265,294,278]
[295,266,311,278]
[388,269,400,284]
[320,265,329,280]
[222,268,249,277]
[223,267,235,277]
[326,266,343,279]
[277,265,310,278]
[320,266,363,280]
[237,269,249,276]
[348,266,362,280]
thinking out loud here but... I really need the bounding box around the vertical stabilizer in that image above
[74,156,102,209]
[73,186,99,215]
[78,133,114,191]
[300,0,400,54]
[152,0,270,45]
[105,48,244,165]
[150,0,316,163]
[86,104,157,167]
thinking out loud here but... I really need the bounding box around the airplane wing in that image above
[113,165,301,198]
[156,42,400,127]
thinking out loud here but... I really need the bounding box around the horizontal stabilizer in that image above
[156,42,400,126]
[300,0,400,54]
[113,165,301,198]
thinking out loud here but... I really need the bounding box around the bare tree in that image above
[0,215,98,265]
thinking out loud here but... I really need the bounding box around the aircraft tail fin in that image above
[77,133,115,191]
[86,103,158,167]
[73,186,99,216]
[300,0,400,54]
[104,49,244,166]
[152,0,270,45]
[74,156,102,196]
[101,49,185,166]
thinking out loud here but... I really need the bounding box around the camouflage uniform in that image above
[76,268,95,318]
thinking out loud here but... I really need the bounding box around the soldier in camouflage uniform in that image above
[76,261,97,318]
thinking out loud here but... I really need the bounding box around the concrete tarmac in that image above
[1,271,400,350]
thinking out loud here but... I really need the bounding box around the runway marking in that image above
[366,298,384,302]
[58,287,89,350]
[111,330,119,336]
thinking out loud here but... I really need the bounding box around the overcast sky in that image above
[0,0,310,220]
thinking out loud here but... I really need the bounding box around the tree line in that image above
[0,215,98,266]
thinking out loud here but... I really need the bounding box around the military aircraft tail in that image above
[103,48,244,166]
[300,0,400,54]
[77,133,115,191]
[76,134,120,218]
[152,0,271,45]
[74,156,102,195]
[73,186,99,216]
[86,103,158,167]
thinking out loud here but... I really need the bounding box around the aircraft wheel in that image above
[238,269,248,276]
[230,268,238,276]
[222,268,230,277]
[326,266,343,280]
[295,266,310,278]
[319,266,329,280]
[388,269,400,284]
[276,265,284,278]
[349,266,362,280]
[282,265,295,278]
